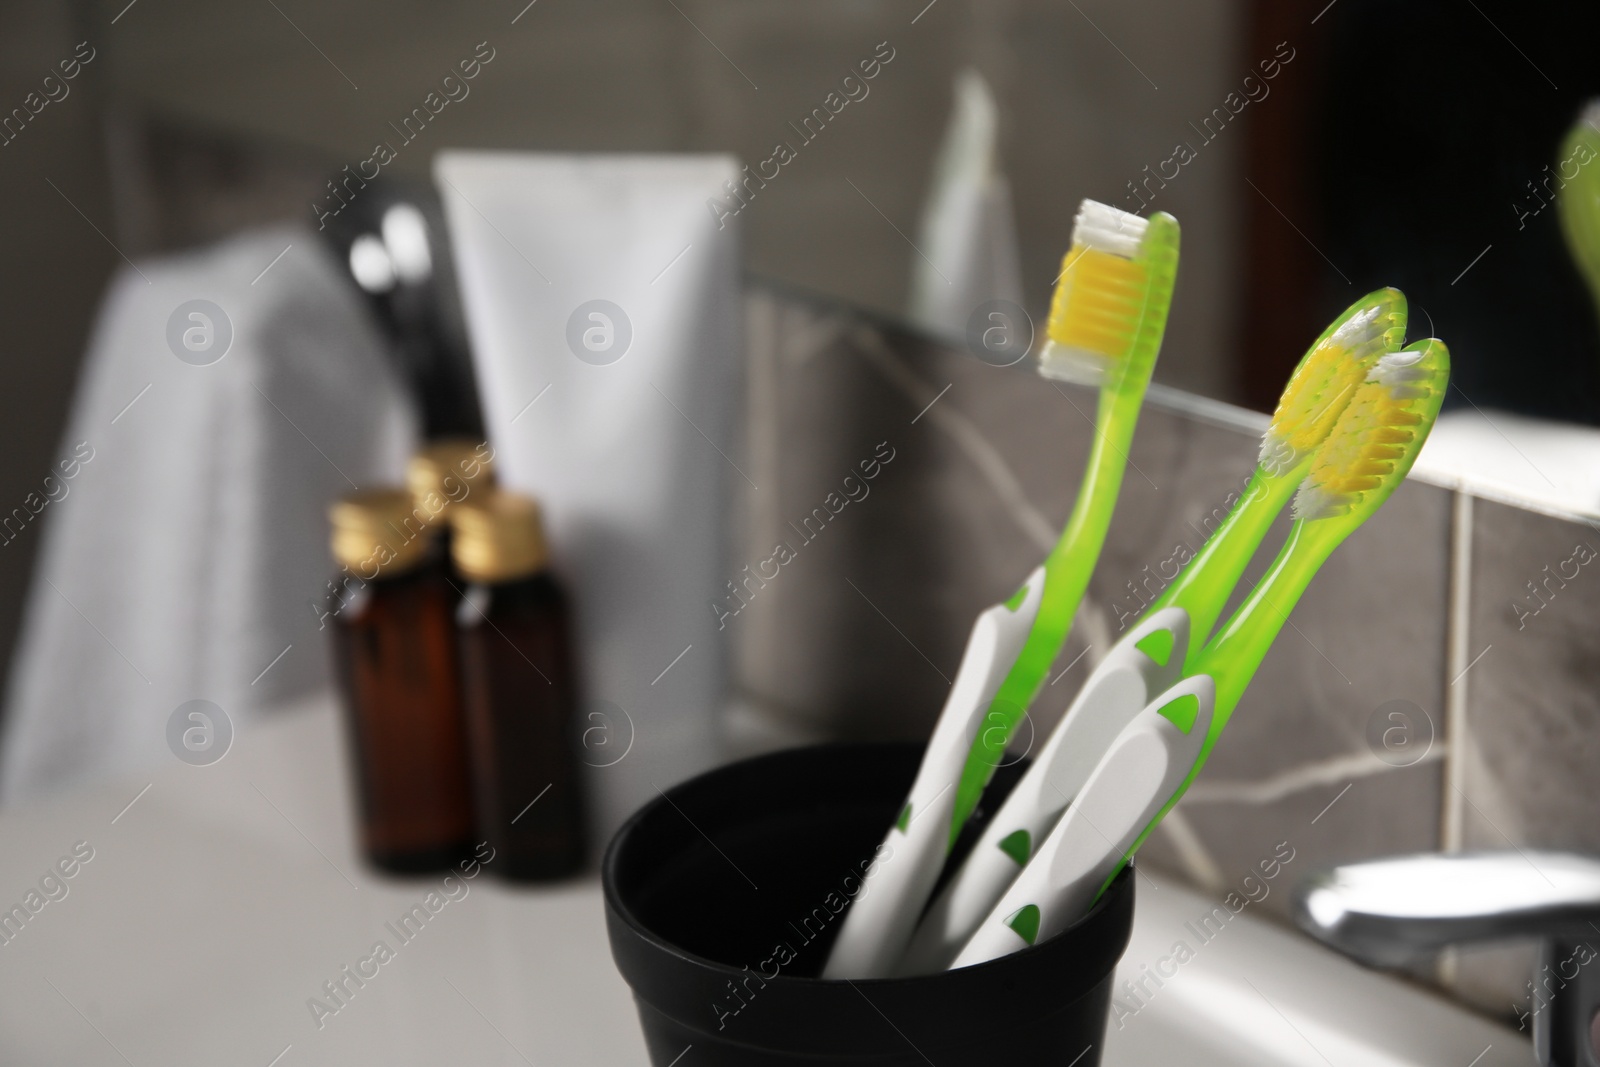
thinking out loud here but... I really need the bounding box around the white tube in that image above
[435,151,743,850]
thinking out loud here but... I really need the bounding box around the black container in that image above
[603,743,1135,1066]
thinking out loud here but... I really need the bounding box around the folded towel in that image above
[1,226,416,803]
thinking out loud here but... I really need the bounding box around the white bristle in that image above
[1329,305,1381,347]
[1291,482,1349,522]
[1585,99,1600,134]
[1038,342,1109,386]
[1257,433,1303,478]
[1325,304,1391,366]
[1072,199,1148,258]
[1367,349,1431,398]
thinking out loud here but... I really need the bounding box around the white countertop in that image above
[0,694,1529,1066]
[0,693,648,1067]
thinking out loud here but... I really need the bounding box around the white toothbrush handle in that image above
[950,673,1216,969]
[896,607,1190,975]
[822,567,1045,980]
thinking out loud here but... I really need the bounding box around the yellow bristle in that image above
[1258,295,1409,476]
[1292,338,1448,522]
[1297,385,1422,517]
[1045,245,1148,361]
[1265,362,1364,468]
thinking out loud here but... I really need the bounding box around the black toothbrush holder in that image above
[602,742,1135,1066]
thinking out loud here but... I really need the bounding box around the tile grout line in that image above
[1437,489,1475,991]
[1442,490,1474,854]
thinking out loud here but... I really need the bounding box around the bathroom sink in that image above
[1104,872,1526,1067]
[0,696,1528,1066]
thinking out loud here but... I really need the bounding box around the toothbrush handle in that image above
[950,381,1143,844]
[823,568,1045,979]
[952,675,1216,969]
[898,607,1189,975]
[1195,519,1341,726]
[1147,466,1297,666]
[1110,520,1346,877]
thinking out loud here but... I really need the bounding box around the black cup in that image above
[602,742,1135,1066]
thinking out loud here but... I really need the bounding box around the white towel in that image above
[1,226,416,803]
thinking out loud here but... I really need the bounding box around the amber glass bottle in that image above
[328,490,475,874]
[406,438,495,571]
[452,490,586,880]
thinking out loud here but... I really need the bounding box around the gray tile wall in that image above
[1445,497,1600,1018]
[735,284,1600,1028]
[94,0,1246,401]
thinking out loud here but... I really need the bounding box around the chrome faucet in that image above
[1294,851,1600,1067]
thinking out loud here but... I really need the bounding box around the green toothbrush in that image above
[953,337,1451,966]
[823,200,1178,979]
[947,205,1181,846]
[896,289,1407,975]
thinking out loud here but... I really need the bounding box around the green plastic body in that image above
[1102,338,1452,893]
[948,212,1181,846]
[1145,465,1290,668]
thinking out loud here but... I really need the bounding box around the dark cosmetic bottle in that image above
[328,490,475,874]
[406,438,495,571]
[452,490,586,880]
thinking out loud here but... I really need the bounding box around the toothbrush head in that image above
[1038,201,1179,388]
[1292,338,1449,523]
[1259,288,1408,477]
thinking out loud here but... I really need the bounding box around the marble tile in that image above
[1444,496,1600,1017]
[1457,498,1600,850]
[0,5,121,725]
[101,0,690,161]
[730,286,1099,740]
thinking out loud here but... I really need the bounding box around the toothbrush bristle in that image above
[1259,291,1406,477]
[1038,200,1152,385]
[1292,341,1448,521]
[1365,348,1432,397]
[1072,200,1149,258]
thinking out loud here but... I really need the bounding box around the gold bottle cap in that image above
[450,489,548,583]
[406,438,495,523]
[329,489,431,576]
